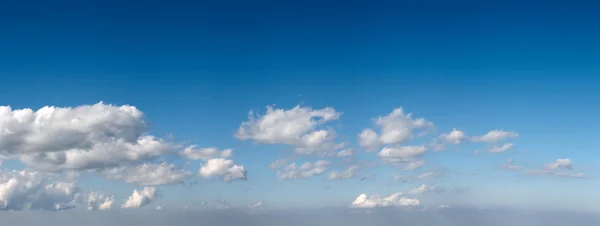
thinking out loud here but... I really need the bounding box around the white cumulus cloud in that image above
[276,160,330,180]
[0,169,80,211]
[235,105,342,155]
[86,191,114,211]
[472,130,518,143]
[544,158,574,170]
[199,158,247,182]
[179,146,233,160]
[358,108,434,149]
[439,128,467,144]
[378,146,428,167]
[0,102,182,172]
[349,192,420,208]
[121,187,159,209]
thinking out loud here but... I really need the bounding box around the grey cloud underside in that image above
[0,103,177,172]
[0,102,248,188]
[0,208,597,226]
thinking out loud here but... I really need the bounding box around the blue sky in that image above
[0,0,599,213]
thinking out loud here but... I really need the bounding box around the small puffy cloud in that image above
[524,159,584,178]
[277,160,329,180]
[472,130,518,143]
[544,158,574,170]
[406,184,444,195]
[336,148,354,158]
[358,108,434,149]
[235,105,342,155]
[488,143,514,153]
[349,192,420,208]
[0,102,179,172]
[439,128,467,144]
[86,191,114,211]
[248,201,263,209]
[179,146,233,160]
[121,187,159,209]
[103,163,192,186]
[378,146,428,168]
[501,158,524,171]
[199,158,247,182]
[155,206,162,210]
[358,129,379,149]
[378,146,427,160]
[327,165,360,181]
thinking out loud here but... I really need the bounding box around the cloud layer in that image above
[0,102,589,212]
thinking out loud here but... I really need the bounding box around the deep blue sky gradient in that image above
[1,0,599,210]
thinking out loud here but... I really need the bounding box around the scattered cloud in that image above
[102,163,192,186]
[358,108,434,150]
[472,130,518,143]
[525,170,586,178]
[544,159,574,170]
[439,128,467,144]
[402,160,427,170]
[406,184,444,195]
[377,146,429,170]
[86,191,114,211]
[0,169,80,211]
[235,105,342,155]
[179,146,233,161]
[0,103,179,172]
[349,192,420,208]
[121,187,159,209]
[248,201,263,209]
[199,158,247,182]
[327,165,360,181]
[276,160,329,180]
[524,159,585,178]
[378,146,427,162]
[336,148,354,158]
[488,143,514,153]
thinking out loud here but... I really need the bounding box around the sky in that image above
[0,0,600,223]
